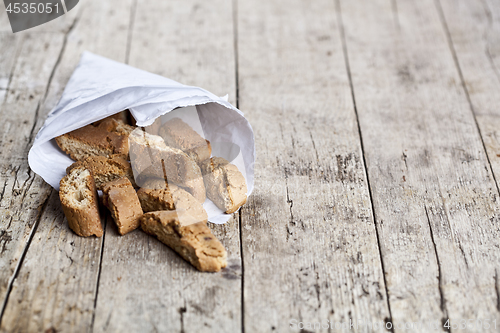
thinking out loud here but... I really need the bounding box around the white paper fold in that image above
[28,52,255,224]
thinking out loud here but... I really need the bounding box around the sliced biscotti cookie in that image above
[102,177,143,235]
[201,157,247,214]
[92,111,129,126]
[55,119,135,161]
[129,129,206,202]
[137,180,208,225]
[145,117,162,136]
[127,129,168,176]
[140,211,227,272]
[135,165,206,204]
[158,118,212,164]
[98,118,136,136]
[66,154,136,190]
[59,166,103,237]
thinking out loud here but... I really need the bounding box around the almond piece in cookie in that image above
[129,128,206,202]
[140,211,227,272]
[201,157,247,214]
[137,179,208,225]
[102,177,143,235]
[59,166,103,237]
[66,154,136,190]
[158,118,212,164]
[55,119,136,161]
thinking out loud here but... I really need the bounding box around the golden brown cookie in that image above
[158,118,211,164]
[140,211,227,272]
[92,111,130,126]
[201,157,247,214]
[66,154,136,190]
[129,129,206,202]
[59,166,103,237]
[55,119,136,161]
[137,181,208,225]
[102,177,143,235]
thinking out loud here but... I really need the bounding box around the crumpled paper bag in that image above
[28,52,255,224]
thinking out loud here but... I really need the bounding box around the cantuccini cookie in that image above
[145,117,162,136]
[55,119,135,161]
[92,111,129,126]
[137,179,208,225]
[102,177,143,235]
[158,118,212,164]
[201,157,247,214]
[66,154,136,190]
[59,166,103,237]
[129,129,206,202]
[140,211,227,272]
[98,118,135,136]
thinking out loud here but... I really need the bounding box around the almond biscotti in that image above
[92,111,129,126]
[102,177,143,235]
[140,211,227,272]
[59,166,103,237]
[55,119,135,161]
[137,179,208,225]
[158,118,212,164]
[129,128,206,202]
[201,157,247,214]
[98,118,135,136]
[66,154,136,190]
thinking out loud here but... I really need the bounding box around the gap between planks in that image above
[0,11,80,326]
[232,1,245,332]
[434,0,500,198]
[0,190,52,324]
[335,0,395,329]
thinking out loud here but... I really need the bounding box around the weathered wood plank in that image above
[0,192,104,333]
[0,32,65,316]
[339,0,500,329]
[237,0,390,331]
[0,8,84,308]
[126,0,237,100]
[0,1,80,101]
[438,0,500,222]
[0,5,13,32]
[92,0,242,332]
[0,34,20,103]
[0,0,134,331]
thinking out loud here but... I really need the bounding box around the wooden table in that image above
[1,0,500,332]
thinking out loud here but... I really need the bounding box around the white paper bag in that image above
[28,52,255,224]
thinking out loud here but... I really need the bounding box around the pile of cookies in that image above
[56,111,247,272]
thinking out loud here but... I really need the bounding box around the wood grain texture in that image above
[438,0,500,224]
[0,6,11,32]
[237,0,390,331]
[0,192,104,333]
[127,0,237,100]
[339,0,500,329]
[0,34,20,103]
[0,32,64,312]
[0,0,134,331]
[92,0,242,332]
[0,6,84,312]
[2,0,500,330]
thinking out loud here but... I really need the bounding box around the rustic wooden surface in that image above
[340,0,500,332]
[1,0,500,332]
[93,1,242,332]
[237,0,390,331]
